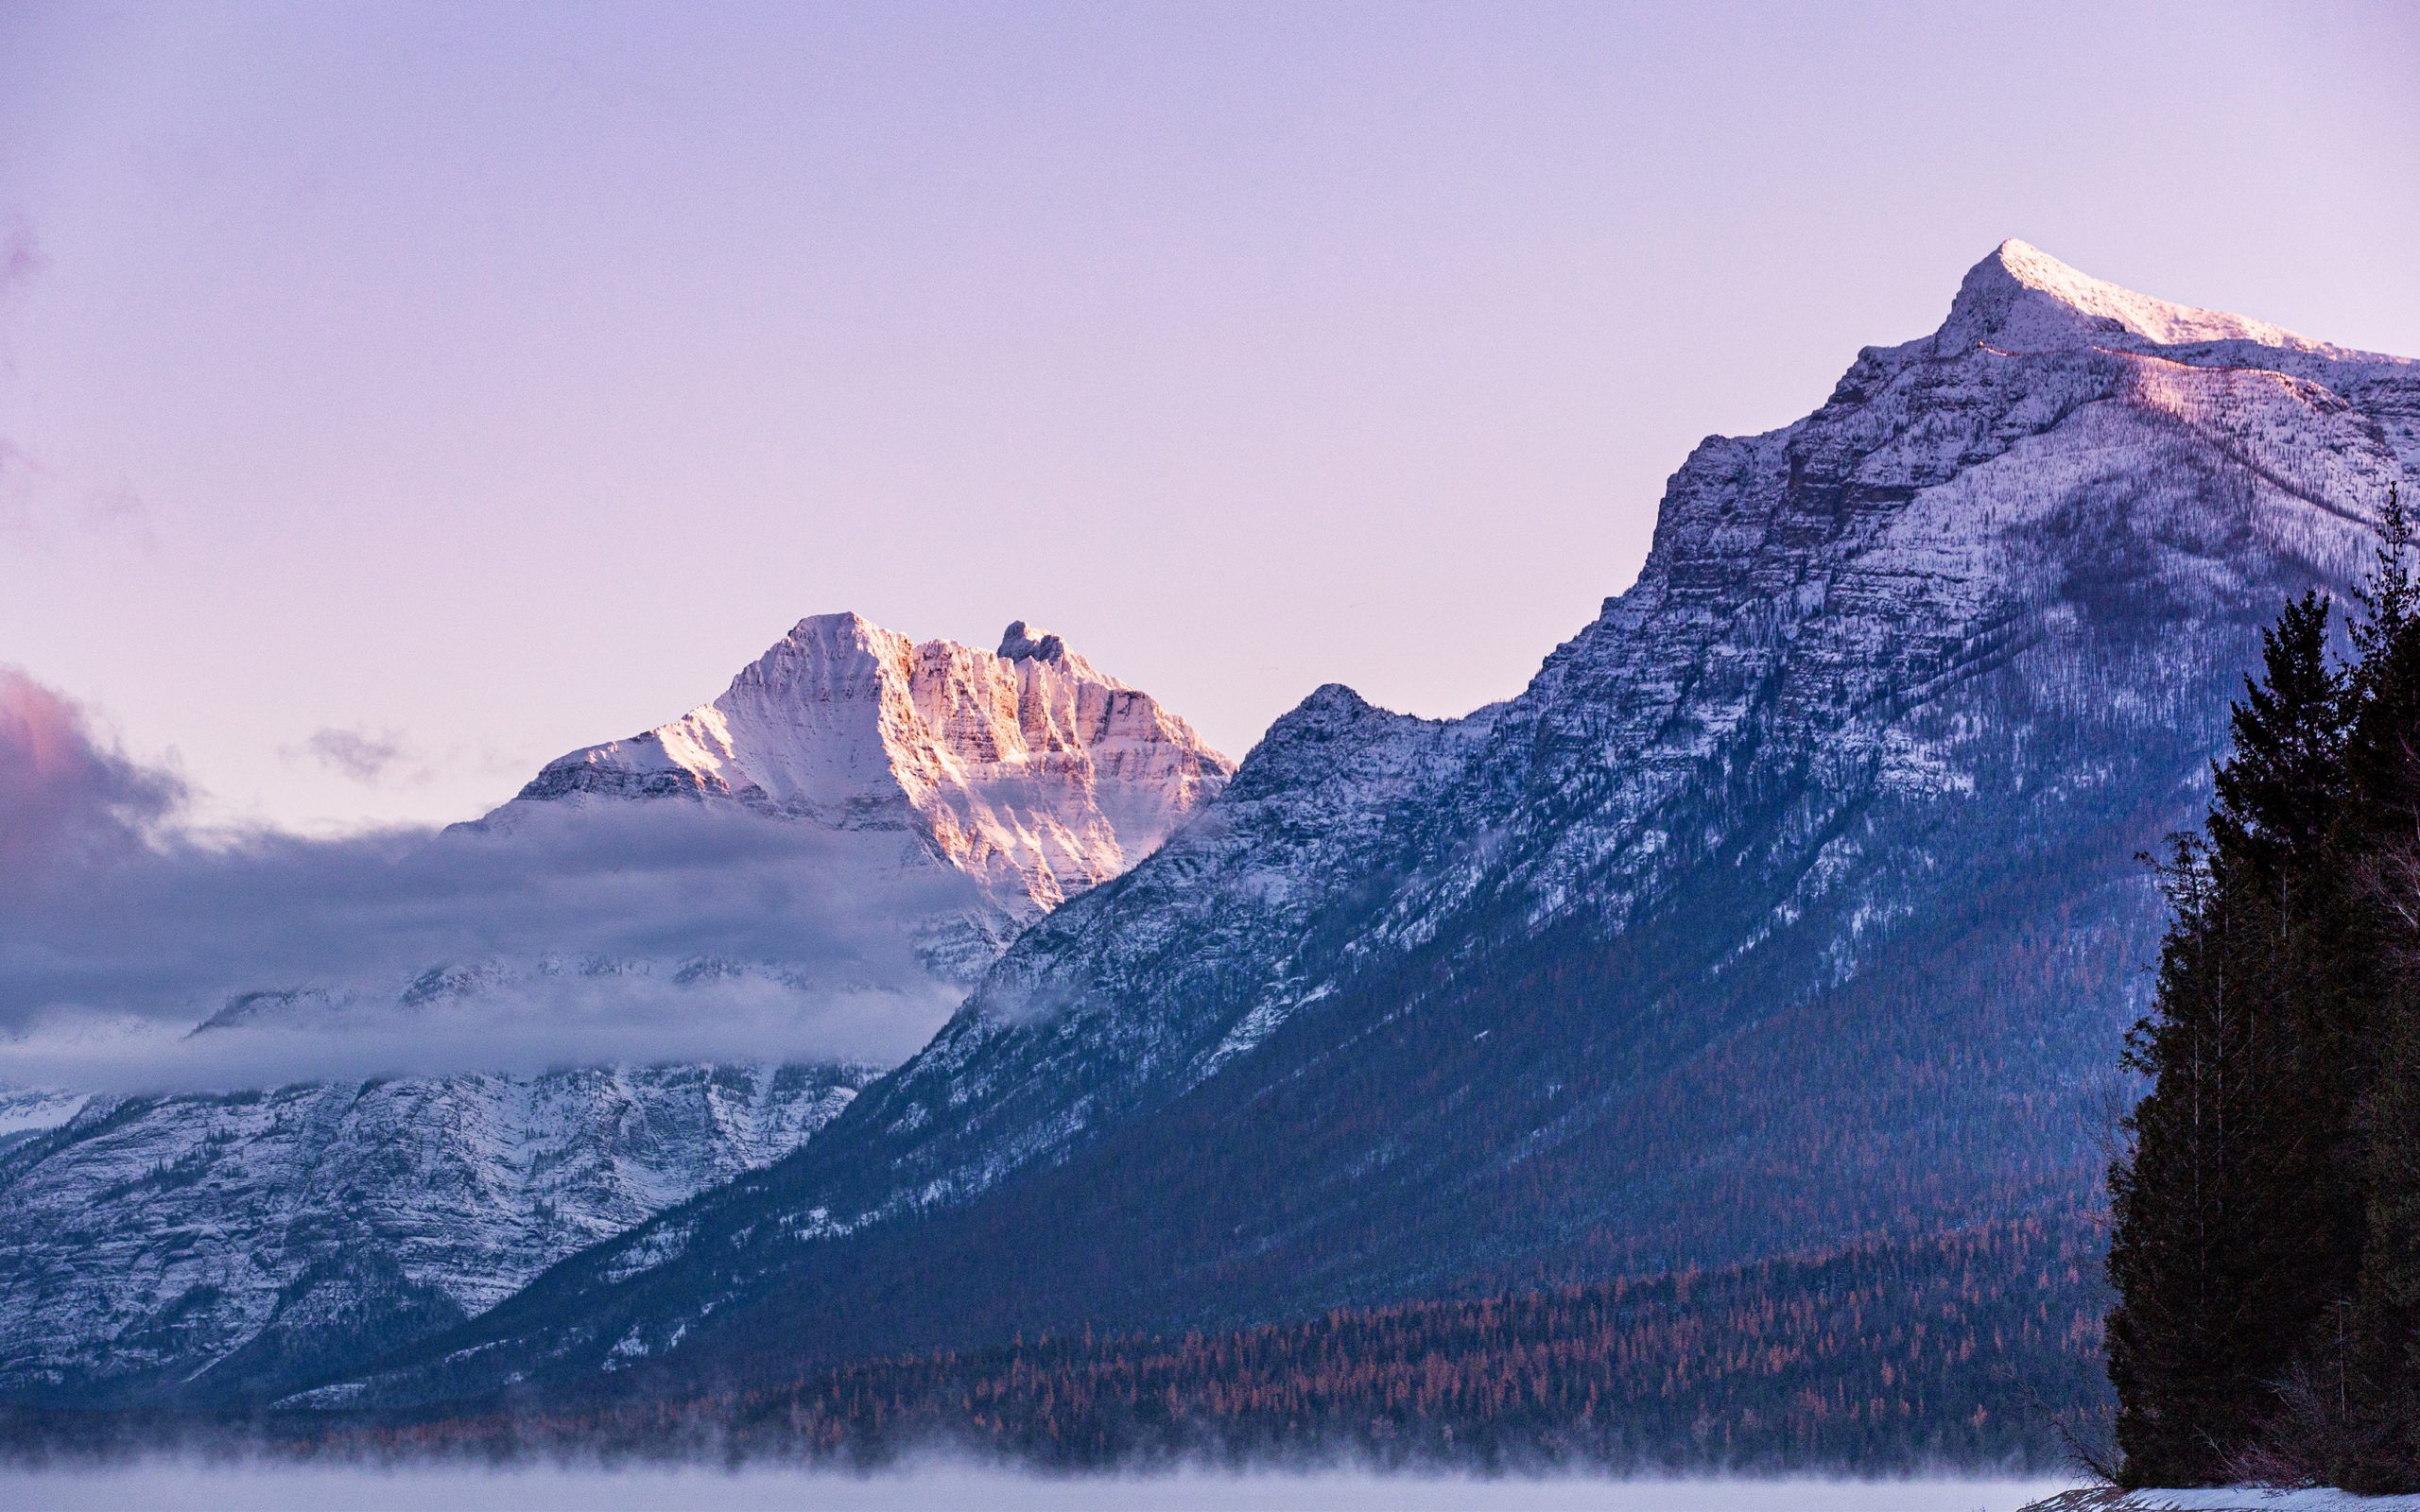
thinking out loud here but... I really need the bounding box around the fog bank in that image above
[0,667,980,1085]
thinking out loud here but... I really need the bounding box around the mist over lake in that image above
[0,1464,2069,1512]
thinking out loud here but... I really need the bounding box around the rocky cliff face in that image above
[0,617,1230,1408]
[323,242,2418,1408]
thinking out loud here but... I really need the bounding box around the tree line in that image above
[2109,486,2420,1491]
[351,1217,2100,1472]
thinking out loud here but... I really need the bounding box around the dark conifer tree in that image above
[2109,591,2349,1486]
[2342,485,2420,1490]
[2107,485,2420,1491]
[2351,485,2417,675]
[2110,833,2256,1484]
[2209,593,2354,1408]
[2209,593,2352,885]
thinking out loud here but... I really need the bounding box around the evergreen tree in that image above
[2110,833,2256,1484]
[2108,484,2420,1492]
[2109,593,2349,1486]
[2208,593,2352,885]
[2351,485,2418,675]
[2342,484,2420,1490]
[2210,594,2355,1431]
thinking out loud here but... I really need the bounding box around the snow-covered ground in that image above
[0,1465,2068,1512]
[2025,1489,2420,1510]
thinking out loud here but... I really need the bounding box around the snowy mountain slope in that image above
[0,1086,87,1157]
[0,1063,870,1404]
[0,616,1231,1409]
[322,241,2418,1408]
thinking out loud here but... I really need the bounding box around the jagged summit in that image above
[1927,237,2360,358]
[997,621,1068,664]
[502,611,1234,916]
[789,609,876,633]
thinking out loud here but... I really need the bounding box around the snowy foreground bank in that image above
[0,1464,2066,1511]
[2025,1489,2420,1511]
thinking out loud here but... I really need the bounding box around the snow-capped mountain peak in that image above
[1929,237,2348,357]
[504,611,1234,917]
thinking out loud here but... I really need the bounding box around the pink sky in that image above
[2,0,2416,833]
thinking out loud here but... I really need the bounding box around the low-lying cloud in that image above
[0,976,962,1093]
[0,668,984,1091]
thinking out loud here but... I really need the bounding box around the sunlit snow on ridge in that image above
[0,1463,2071,1512]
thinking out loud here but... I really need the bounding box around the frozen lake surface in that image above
[0,1461,2070,1511]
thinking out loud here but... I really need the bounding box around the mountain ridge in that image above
[310,241,2418,1418]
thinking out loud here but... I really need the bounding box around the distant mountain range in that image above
[0,618,1230,1406]
[5,243,2415,1466]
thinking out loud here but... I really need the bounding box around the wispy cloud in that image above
[0,217,43,540]
[77,475,151,540]
[0,219,152,549]
[0,214,43,298]
[291,725,418,785]
[0,439,42,539]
